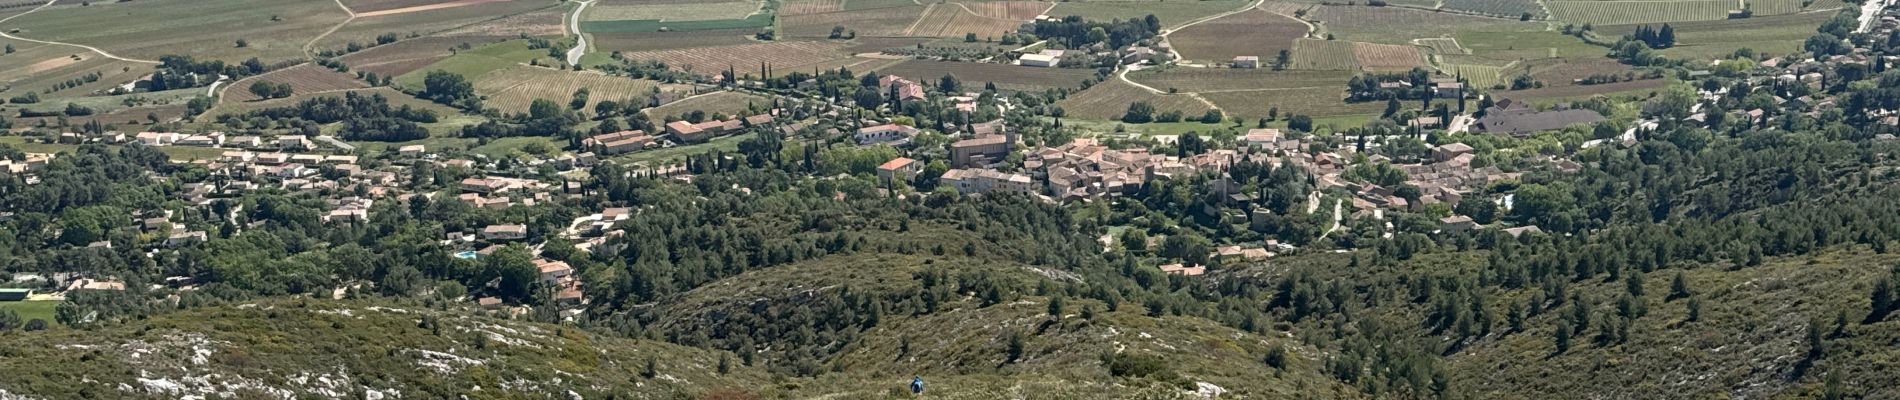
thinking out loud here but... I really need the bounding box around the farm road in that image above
[0,0,159,64]
[566,0,596,65]
[305,0,359,58]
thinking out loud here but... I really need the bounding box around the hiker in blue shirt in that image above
[910,376,924,394]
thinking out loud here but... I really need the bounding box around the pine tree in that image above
[1668,272,1690,301]
[1553,323,1572,354]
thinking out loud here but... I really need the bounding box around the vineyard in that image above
[1433,61,1507,89]
[1169,8,1308,62]
[1055,80,1210,120]
[585,1,761,22]
[901,4,1028,38]
[642,91,772,118]
[620,41,850,73]
[955,1,1052,20]
[1352,42,1427,71]
[1745,0,1807,15]
[779,6,927,37]
[474,67,684,114]
[876,60,1098,91]
[1047,0,1252,30]
[1439,0,1549,18]
[1415,38,1470,55]
[1129,69,1354,93]
[1545,0,1733,25]
[1289,39,1357,71]
[781,0,844,15]
[591,29,759,52]
[341,36,510,77]
[1307,5,1544,45]
[225,64,370,102]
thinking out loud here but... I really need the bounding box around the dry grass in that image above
[1056,79,1209,120]
[876,59,1098,91]
[782,0,845,15]
[620,41,850,72]
[474,66,686,113]
[591,29,761,52]
[779,6,928,37]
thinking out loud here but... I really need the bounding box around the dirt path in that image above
[0,0,158,64]
[566,0,596,65]
[306,0,359,57]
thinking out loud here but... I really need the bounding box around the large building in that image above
[951,126,1017,168]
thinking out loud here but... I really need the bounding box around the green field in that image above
[0,301,58,327]
[643,91,772,119]
[585,1,761,21]
[392,40,551,89]
[1598,11,1834,60]
[613,131,756,165]
[0,0,349,63]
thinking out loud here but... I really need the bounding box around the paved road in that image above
[566,0,596,66]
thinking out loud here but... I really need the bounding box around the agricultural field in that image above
[843,0,922,10]
[1169,8,1307,62]
[957,1,1055,20]
[779,5,928,37]
[1288,39,1356,70]
[1054,79,1210,120]
[1439,0,1548,18]
[881,3,1033,39]
[1434,61,1508,89]
[1198,87,1379,118]
[1597,11,1835,59]
[1454,30,1602,63]
[619,41,851,73]
[1128,68,1353,92]
[876,60,1099,91]
[642,90,773,119]
[579,14,773,33]
[1493,78,1668,102]
[435,3,568,37]
[1306,5,1543,45]
[1124,67,1374,119]
[591,29,761,52]
[1522,57,1645,87]
[584,1,762,22]
[782,0,846,15]
[1746,0,1807,15]
[1415,38,1470,55]
[315,0,562,51]
[474,66,686,114]
[206,87,476,134]
[1046,0,1253,29]
[1351,42,1426,71]
[1545,0,1733,25]
[0,0,350,63]
[339,35,514,77]
[0,51,151,103]
[392,39,554,89]
[224,64,371,102]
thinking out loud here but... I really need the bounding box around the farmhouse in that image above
[586,130,657,155]
[665,120,731,143]
[1244,129,1281,147]
[879,75,927,101]
[1019,54,1059,68]
[1233,56,1259,69]
[877,157,920,186]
